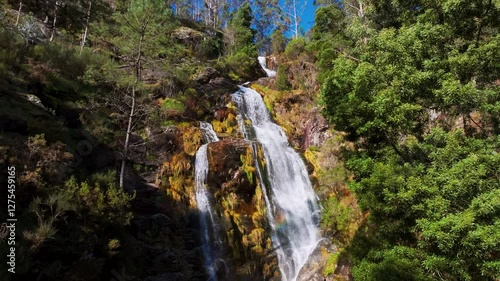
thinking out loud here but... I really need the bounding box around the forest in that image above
[0,0,498,281]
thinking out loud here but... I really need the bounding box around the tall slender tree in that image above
[282,0,307,38]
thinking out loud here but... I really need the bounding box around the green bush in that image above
[162,97,186,114]
[275,66,291,91]
[65,175,135,225]
[321,196,355,243]
[198,33,223,59]
[271,29,287,54]
[284,37,306,60]
[225,45,258,80]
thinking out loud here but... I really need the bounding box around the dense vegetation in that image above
[312,1,500,280]
[0,0,262,280]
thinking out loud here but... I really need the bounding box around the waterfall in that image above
[258,56,277,77]
[195,121,221,281]
[233,86,321,281]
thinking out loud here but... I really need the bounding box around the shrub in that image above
[271,29,287,54]
[65,175,136,225]
[284,37,306,60]
[275,66,291,91]
[225,45,259,80]
[161,97,186,115]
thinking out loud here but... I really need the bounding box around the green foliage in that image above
[226,45,259,80]
[0,26,26,75]
[323,251,340,276]
[321,196,355,244]
[352,246,434,281]
[18,0,111,36]
[24,191,76,251]
[227,2,255,52]
[29,43,103,102]
[270,29,287,54]
[284,37,306,60]
[312,5,345,41]
[275,65,291,91]
[161,98,186,114]
[345,130,500,280]
[223,2,260,80]
[198,33,223,59]
[65,173,135,225]
[317,1,500,280]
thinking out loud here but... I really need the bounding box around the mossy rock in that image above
[203,138,279,280]
[206,138,251,194]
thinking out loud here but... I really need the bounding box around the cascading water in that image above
[195,122,221,281]
[233,86,321,281]
[258,56,277,77]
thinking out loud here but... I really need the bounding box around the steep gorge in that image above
[0,5,341,280]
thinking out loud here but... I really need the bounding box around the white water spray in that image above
[233,86,321,281]
[195,122,221,281]
[258,56,277,77]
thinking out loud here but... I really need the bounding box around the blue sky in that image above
[300,0,318,33]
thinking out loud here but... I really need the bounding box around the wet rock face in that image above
[197,77,239,109]
[303,110,331,149]
[206,138,253,195]
[203,138,279,280]
[296,239,335,281]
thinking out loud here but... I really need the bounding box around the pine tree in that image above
[224,2,261,80]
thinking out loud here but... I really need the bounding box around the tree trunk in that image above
[80,1,92,53]
[119,30,144,190]
[49,1,59,41]
[119,86,136,190]
[15,2,23,27]
[294,0,298,39]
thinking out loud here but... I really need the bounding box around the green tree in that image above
[87,0,175,189]
[276,65,291,90]
[317,1,500,280]
[253,0,282,54]
[225,2,261,80]
[10,0,110,41]
[226,2,254,52]
[348,130,500,280]
[270,28,286,54]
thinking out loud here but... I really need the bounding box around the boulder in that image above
[197,77,239,110]
[198,77,238,95]
[206,138,252,195]
[296,238,336,281]
[172,27,205,45]
[195,67,220,84]
[202,138,278,280]
[254,77,274,88]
